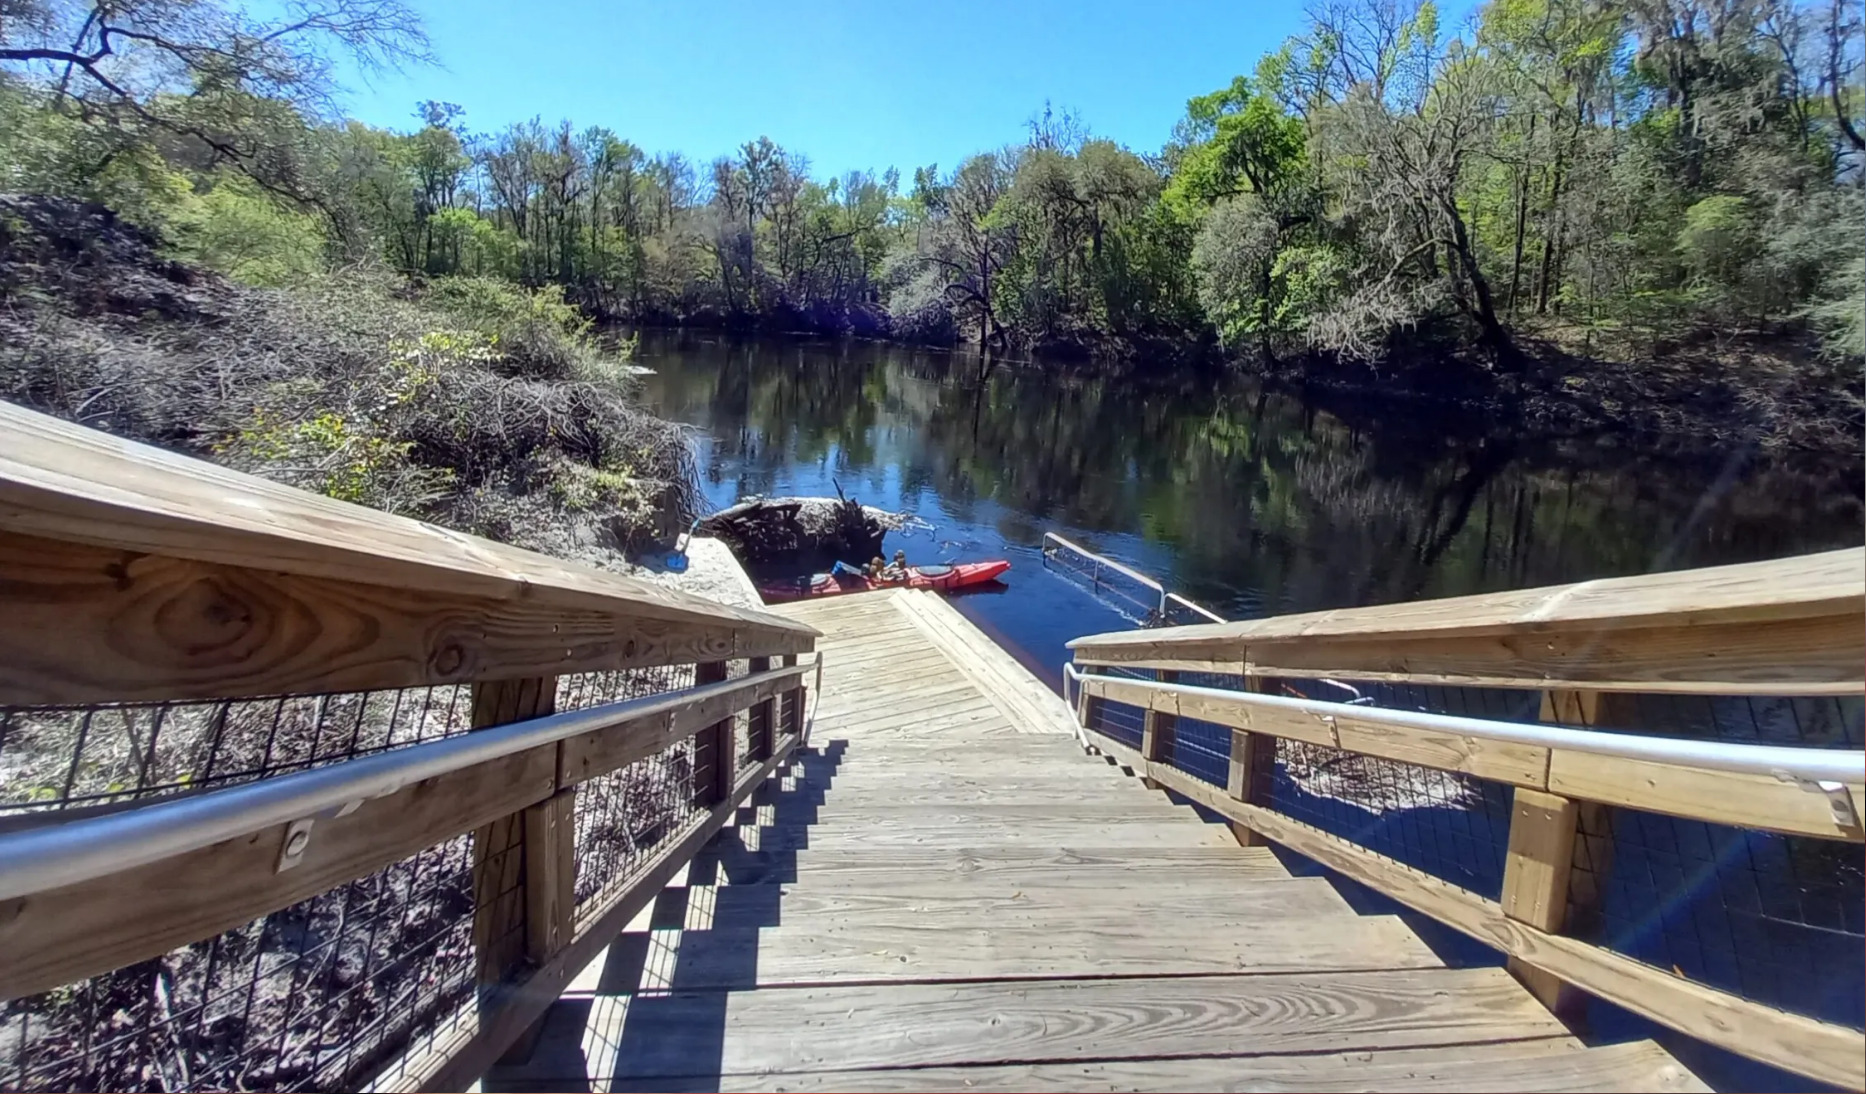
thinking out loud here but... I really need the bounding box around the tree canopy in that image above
[3,0,1860,368]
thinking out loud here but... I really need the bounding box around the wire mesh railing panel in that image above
[1084,696,1144,752]
[1269,739,1515,900]
[0,832,493,1093]
[0,688,476,816]
[572,743,700,915]
[1567,804,1866,1029]
[555,664,696,713]
[1554,694,1864,749]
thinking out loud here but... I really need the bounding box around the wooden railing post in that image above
[1501,688,1621,1018]
[468,675,567,1060]
[780,654,803,739]
[1224,676,1277,847]
[747,656,775,762]
[1140,669,1178,788]
[692,662,734,806]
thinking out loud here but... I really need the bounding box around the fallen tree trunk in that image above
[696,496,903,565]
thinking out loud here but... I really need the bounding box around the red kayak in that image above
[760,560,1011,603]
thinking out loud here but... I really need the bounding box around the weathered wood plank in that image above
[1547,751,1866,841]
[0,401,812,636]
[521,790,577,967]
[1501,786,1580,1009]
[605,968,1561,1077]
[659,1040,1706,1093]
[751,819,1237,850]
[1070,548,1862,648]
[710,874,1355,923]
[0,745,557,999]
[0,530,811,706]
[801,802,1203,826]
[472,677,557,996]
[633,911,1442,989]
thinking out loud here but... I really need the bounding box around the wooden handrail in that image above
[1076,718,1866,1091]
[0,662,810,1000]
[1068,548,1865,692]
[1074,671,1865,840]
[0,403,818,704]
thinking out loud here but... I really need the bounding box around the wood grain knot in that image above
[152,575,259,658]
[431,642,468,676]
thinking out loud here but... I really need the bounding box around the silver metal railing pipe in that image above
[0,660,816,902]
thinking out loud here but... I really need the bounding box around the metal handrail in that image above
[1061,664,1864,785]
[0,661,815,903]
[1041,532,1225,624]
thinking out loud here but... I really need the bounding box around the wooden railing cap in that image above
[1069,547,1864,654]
[0,401,817,639]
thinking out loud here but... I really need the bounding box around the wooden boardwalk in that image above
[487,590,1706,1093]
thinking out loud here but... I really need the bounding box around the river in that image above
[635,329,1862,683]
[636,330,1862,1084]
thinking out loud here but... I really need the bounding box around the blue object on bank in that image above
[665,519,700,571]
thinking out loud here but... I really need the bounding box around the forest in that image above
[1,0,1862,380]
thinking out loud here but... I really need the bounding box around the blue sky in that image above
[335,0,1316,177]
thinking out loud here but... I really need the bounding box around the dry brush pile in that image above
[0,194,701,555]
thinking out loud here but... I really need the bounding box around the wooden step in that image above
[748,819,1236,851]
[689,845,1297,887]
[607,911,1442,988]
[599,1040,1708,1093]
[596,968,1556,1077]
[705,874,1356,923]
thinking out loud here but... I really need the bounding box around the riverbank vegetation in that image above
[1,0,1861,449]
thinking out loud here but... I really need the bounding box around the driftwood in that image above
[696,496,904,565]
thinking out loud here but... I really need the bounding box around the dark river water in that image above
[636,329,1861,681]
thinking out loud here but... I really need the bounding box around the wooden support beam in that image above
[1140,669,1178,789]
[469,676,558,1032]
[781,654,802,739]
[691,662,733,807]
[748,656,775,762]
[1502,786,1581,1013]
[1224,677,1278,847]
[521,790,577,968]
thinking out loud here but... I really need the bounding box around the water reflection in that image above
[636,329,1861,671]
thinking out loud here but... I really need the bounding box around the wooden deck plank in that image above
[799,803,1209,827]
[622,911,1443,988]
[620,1040,1708,1093]
[747,813,1235,845]
[686,844,1297,889]
[703,874,1358,922]
[601,968,1555,1076]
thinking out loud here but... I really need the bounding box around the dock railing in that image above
[1040,531,1224,626]
[1066,548,1866,1090]
[0,403,819,1091]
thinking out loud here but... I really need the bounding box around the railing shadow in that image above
[482,741,846,1093]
